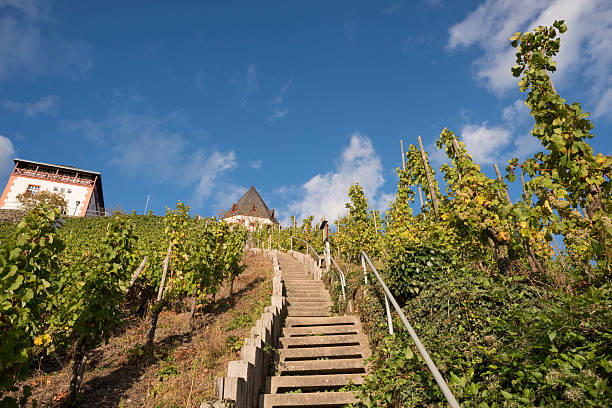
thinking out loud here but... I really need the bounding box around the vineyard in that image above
[0,202,250,407]
[0,20,611,408]
[253,22,611,407]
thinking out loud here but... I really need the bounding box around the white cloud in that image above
[460,123,512,164]
[285,132,386,223]
[501,99,529,122]
[344,22,358,44]
[382,5,401,15]
[268,78,293,122]
[453,98,539,165]
[268,107,288,122]
[447,0,612,115]
[459,121,540,165]
[0,133,15,176]
[2,94,58,116]
[63,109,237,210]
[213,184,246,215]
[231,64,259,106]
[0,1,92,80]
[249,159,262,169]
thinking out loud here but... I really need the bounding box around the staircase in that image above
[260,253,370,408]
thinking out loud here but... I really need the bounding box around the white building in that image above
[0,158,106,217]
[221,186,277,231]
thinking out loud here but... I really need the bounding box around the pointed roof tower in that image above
[221,186,277,222]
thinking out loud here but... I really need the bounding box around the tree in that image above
[16,190,68,213]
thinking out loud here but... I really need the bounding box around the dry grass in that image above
[27,251,272,408]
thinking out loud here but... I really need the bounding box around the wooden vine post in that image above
[417,136,439,217]
[147,240,173,349]
[493,163,544,274]
[417,187,424,209]
[126,256,147,295]
[451,138,462,181]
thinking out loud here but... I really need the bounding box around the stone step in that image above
[281,324,360,337]
[278,345,368,361]
[279,334,368,348]
[277,358,366,376]
[286,287,327,292]
[286,301,332,308]
[286,303,331,309]
[261,391,358,408]
[284,285,325,290]
[286,296,331,303]
[267,373,365,393]
[286,309,330,317]
[285,316,359,327]
[283,281,325,287]
[257,254,369,408]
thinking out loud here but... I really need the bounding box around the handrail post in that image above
[290,236,293,251]
[361,254,368,284]
[384,294,394,335]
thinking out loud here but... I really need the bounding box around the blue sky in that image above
[0,0,610,224]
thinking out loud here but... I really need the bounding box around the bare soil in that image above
[27,251,272,408]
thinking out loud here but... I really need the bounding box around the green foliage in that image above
[341,20,611,408]
[0,201,249,405]
[16,190,68,213]
[386,244,452,305]
[358,264,611,407]
[0,206,64,406]
[336,184,383,261]
[73,216,137,349]
[507,20,611,272]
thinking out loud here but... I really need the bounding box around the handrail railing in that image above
[270,239,282,250]
[327,251,346,301]
[361,251,460,408]
[290,236,322,267]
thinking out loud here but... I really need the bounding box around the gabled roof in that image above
[221,186,277,222]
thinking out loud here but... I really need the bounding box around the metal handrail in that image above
[270,239,282,250]
[290,236,322,266]
[327,251,346,301]
[361,251,460,408]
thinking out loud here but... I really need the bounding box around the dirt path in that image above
[28,251,272,408]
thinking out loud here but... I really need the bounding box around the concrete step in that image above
[285,316,359,327]
[279,345,368,361]
[287,299,331,304]
[286,287,328,292]
[267,373,365,393]
[284,285,325,290]
[281,324,360,337]
[259,254,369,408]
[261,391,358,407]
[286,304,331,311]
[286,309,330,317]
[277,358,366,375]
[287,296,331,303]
[279,334,368,348]
[283,282,325,288]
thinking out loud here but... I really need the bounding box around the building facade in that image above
[0,159,106,217]
[221,186,277,231]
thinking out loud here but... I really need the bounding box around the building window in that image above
[60,188,65,193]
[67,189,72,193]
[53,186,58,192]
[26,185,40,195]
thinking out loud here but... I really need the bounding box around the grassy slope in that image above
[25,251,272,408]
